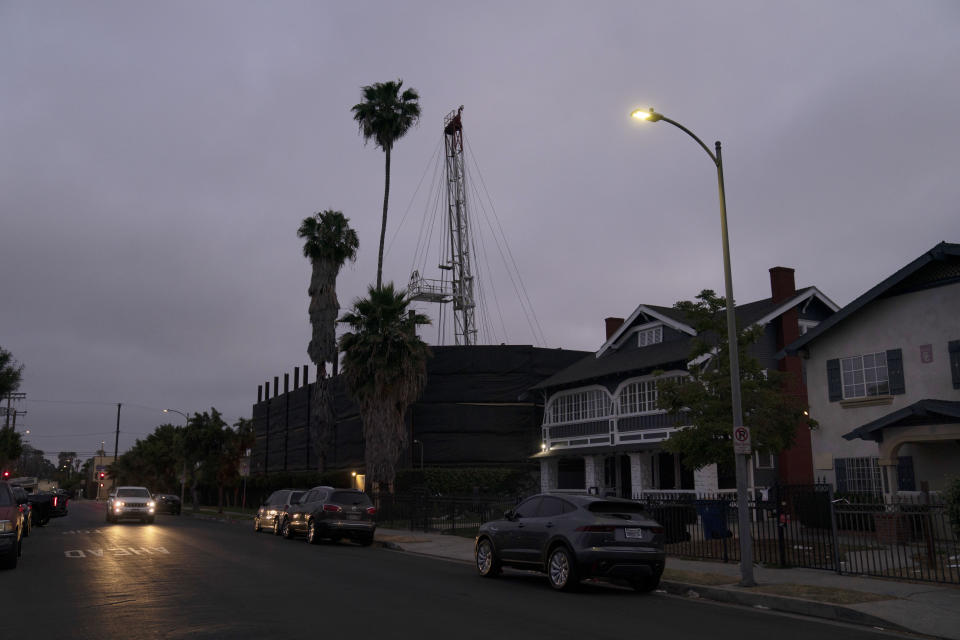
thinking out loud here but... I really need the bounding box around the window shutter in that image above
[827,358,842,401]
[887,348,905,395]
[949,340,960,390]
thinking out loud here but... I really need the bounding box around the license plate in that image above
[347,514,361,521]
[624,528,643,540]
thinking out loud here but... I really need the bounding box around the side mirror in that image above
[505,509,517,521]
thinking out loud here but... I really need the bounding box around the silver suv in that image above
[106,486,156,524]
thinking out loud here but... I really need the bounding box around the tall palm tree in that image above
[338,283,431,491]
[298,210,359,470]
[350,79,421,289]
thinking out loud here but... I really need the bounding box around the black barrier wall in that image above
[251,345,589,475]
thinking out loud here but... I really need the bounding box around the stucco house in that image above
[531,267,837,498]
[785,242,960,499]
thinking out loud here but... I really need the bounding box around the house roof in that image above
[532,286,836,392]
[785,242,960,356]
[843,399,960,442]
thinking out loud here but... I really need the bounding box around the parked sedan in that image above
[282,487,376,546]
[153,494,182,515]
[253,488,306,534]
[475,493,665,592]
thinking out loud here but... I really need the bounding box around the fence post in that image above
[828,484,842,574]
[775,484,786,567]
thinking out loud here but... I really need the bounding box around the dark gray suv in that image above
[282,487,376,546]
[475,493,665,592]
[254,489,306,534]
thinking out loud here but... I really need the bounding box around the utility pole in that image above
[113,403,121,484]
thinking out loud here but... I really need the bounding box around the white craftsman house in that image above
[531,267,837,498]
[785,242,960,500]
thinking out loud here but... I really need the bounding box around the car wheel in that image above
[306,520,318,545]
[254,516,261,532]
[547,546,578,591]
[630,574,661,593]
[475,538,501,577]
[273,517,282,535]
[281,518,293,539]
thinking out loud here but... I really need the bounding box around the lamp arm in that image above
[660,116,718,166]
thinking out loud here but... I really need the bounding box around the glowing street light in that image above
[631,106,755,587]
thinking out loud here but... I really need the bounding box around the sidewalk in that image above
[375,527,960,640]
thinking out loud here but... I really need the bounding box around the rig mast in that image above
[409,106,477,345]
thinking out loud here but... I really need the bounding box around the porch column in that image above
[880,460,899,504]
[629,452,651,499]
[584,455,603,493]
[540,458,558,493]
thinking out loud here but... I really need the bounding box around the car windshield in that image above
[117,488,150,498]
[290,491,305,503]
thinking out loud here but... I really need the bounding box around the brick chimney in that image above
[605,317,624,340]
[769,266,796,304]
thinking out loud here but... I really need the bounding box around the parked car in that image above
[106,486,156,524]
[153,493,182,515]
[11,485,32,537]
[0,481,24,569]
[253,488,307,534]
[474,493,665,592]
[282,487,376,546]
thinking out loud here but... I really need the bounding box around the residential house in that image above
[785,242,960,500]
[531,268,837,498]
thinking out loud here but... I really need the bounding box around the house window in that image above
[546,389,612,425]
[755,451,775,470]
[834,457,883,494]
[841,352,889,399]
[637,325,662,347]
[617,375,683,415]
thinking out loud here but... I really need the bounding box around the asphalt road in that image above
[4,500,910,640]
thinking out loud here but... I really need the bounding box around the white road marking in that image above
[64,547,170,558]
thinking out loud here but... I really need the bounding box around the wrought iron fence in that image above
[636,484,960,585]
[371,490,522,536]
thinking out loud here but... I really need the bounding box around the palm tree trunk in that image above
[376,145,392,289]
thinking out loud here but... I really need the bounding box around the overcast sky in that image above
[2,1,958,463]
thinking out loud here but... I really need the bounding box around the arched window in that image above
[545,388,612,425]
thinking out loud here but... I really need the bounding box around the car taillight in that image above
[366,507,377,515]
[575,525,615,533]
[323,504,342,512]
[649,526,664,534]
[53,496,58,507]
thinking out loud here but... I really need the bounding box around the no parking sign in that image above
[733,425,751,454]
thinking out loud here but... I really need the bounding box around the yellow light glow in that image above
[631,109,652,121]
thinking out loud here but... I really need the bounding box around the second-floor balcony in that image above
[542,410,687,453]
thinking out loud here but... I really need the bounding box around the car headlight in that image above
[266,509,277,517]
[115,500,125,508]
[147,501,156,508]
[0,520,14,533]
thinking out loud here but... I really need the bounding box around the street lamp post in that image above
[631,107,755,587]
[163,408,190,508]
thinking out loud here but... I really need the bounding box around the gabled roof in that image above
[531,338,692,391]
[785,242,960,356]
[843,399,960,442]
[596,304,696,357]
[533,286,837,392]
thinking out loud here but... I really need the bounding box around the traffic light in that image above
[1,470,10,479]
[99,472,105,479]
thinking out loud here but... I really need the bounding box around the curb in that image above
[659,580,908,633]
